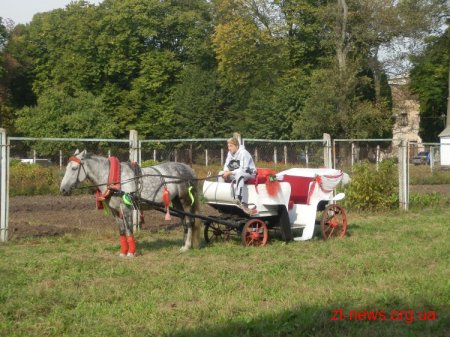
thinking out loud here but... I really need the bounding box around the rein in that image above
[68,171,223,191]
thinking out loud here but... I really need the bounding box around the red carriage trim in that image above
[307,172,344,204]
[245,168,280,197]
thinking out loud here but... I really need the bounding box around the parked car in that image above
[412,151,430,165]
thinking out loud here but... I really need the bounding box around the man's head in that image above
[227,137,239,154]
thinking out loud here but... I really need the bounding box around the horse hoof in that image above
[119,253,127,258]
[179,246,189,253]
[126,253,135,258]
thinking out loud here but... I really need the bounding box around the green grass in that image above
[0,209,449,337]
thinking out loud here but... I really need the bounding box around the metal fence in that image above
[1,129,450,242]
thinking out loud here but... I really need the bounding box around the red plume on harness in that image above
[163,185,171,221]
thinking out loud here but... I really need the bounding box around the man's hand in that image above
[223,171,232,179]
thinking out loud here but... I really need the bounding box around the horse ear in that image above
[74,149,80,155]
[80,150,87,158]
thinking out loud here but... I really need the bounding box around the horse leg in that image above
[121,206,136,257]
[111,209,128,257]
[172,197,191,252]
[177,195,201,251]
[188,198,201,249]
[112,206,136,257]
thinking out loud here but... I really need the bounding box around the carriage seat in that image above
[280,175,314,207]
[245,168,277,185]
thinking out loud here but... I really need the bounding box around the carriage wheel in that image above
[241,219,268,247]
[321,204,347,240]
[204,222,231,243]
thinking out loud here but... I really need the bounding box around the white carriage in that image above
[202,167,348,246]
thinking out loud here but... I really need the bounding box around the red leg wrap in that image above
[127,235,136,254]
[120,235,128,255]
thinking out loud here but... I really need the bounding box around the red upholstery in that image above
[281,175,313,206]
[245,168,276,185]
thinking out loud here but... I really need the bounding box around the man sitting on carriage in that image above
[218,137,256,213]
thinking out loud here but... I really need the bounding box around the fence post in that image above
[59,150,63,170]
[205,149,208,167]
[305,146,309,167]
[274,147,278,164]
[398,140,409,210]
[430,146,434,172]
[323,133,332,168]
[220,148,224,166]
[284,145,287,165]
[233,132,242,145]
[376,145,380,171]
[0,128,9,242]
[129,130,139,163]
[254,148,258,164]
[351,142,355,169]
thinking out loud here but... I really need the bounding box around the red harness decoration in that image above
[95,156,121,209]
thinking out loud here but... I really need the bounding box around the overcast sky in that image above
[0,0,102,25]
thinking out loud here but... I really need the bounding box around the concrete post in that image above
[398,140,409,210]
[323,133,332,168]
[0,128,9,242]
[129,130,139,163]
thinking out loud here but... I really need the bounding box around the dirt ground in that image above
[7,194,218,241]
[6,184,450,240]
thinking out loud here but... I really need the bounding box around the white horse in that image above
[60,150,201,256]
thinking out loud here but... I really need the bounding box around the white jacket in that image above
[223,146,256,175]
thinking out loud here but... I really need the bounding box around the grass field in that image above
[0,208,449,337]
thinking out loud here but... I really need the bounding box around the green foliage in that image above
[9,163,59,196]
[2,0,447,140]
[140,159,160,168]
[409,192,449,209]
[343,160,398,211]
[410,28,450,142]
[410,166,450,185]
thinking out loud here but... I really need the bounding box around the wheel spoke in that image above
[242,219,268,247]
[321,205,347,240]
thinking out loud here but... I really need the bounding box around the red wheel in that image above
[241,219,268,247]
[321,204,347,240]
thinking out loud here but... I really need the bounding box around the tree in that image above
[410,28,450,142]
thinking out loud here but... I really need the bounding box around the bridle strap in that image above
[68,156,81,164]
[68,156,86,188]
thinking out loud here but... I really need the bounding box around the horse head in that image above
[60,149,88,195]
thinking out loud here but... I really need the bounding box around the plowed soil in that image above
[8,194,218,241]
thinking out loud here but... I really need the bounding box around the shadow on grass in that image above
[137,238,185,252]
[169,302,448,337]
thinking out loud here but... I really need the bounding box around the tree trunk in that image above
[447,60,450,127]
[336,0,348,71]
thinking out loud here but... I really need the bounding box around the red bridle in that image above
[68,156,81,164]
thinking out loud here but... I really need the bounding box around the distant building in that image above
[438,119,450,166]
[389,77,423,154]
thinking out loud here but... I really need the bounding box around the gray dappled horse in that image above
[59,150,201,256]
